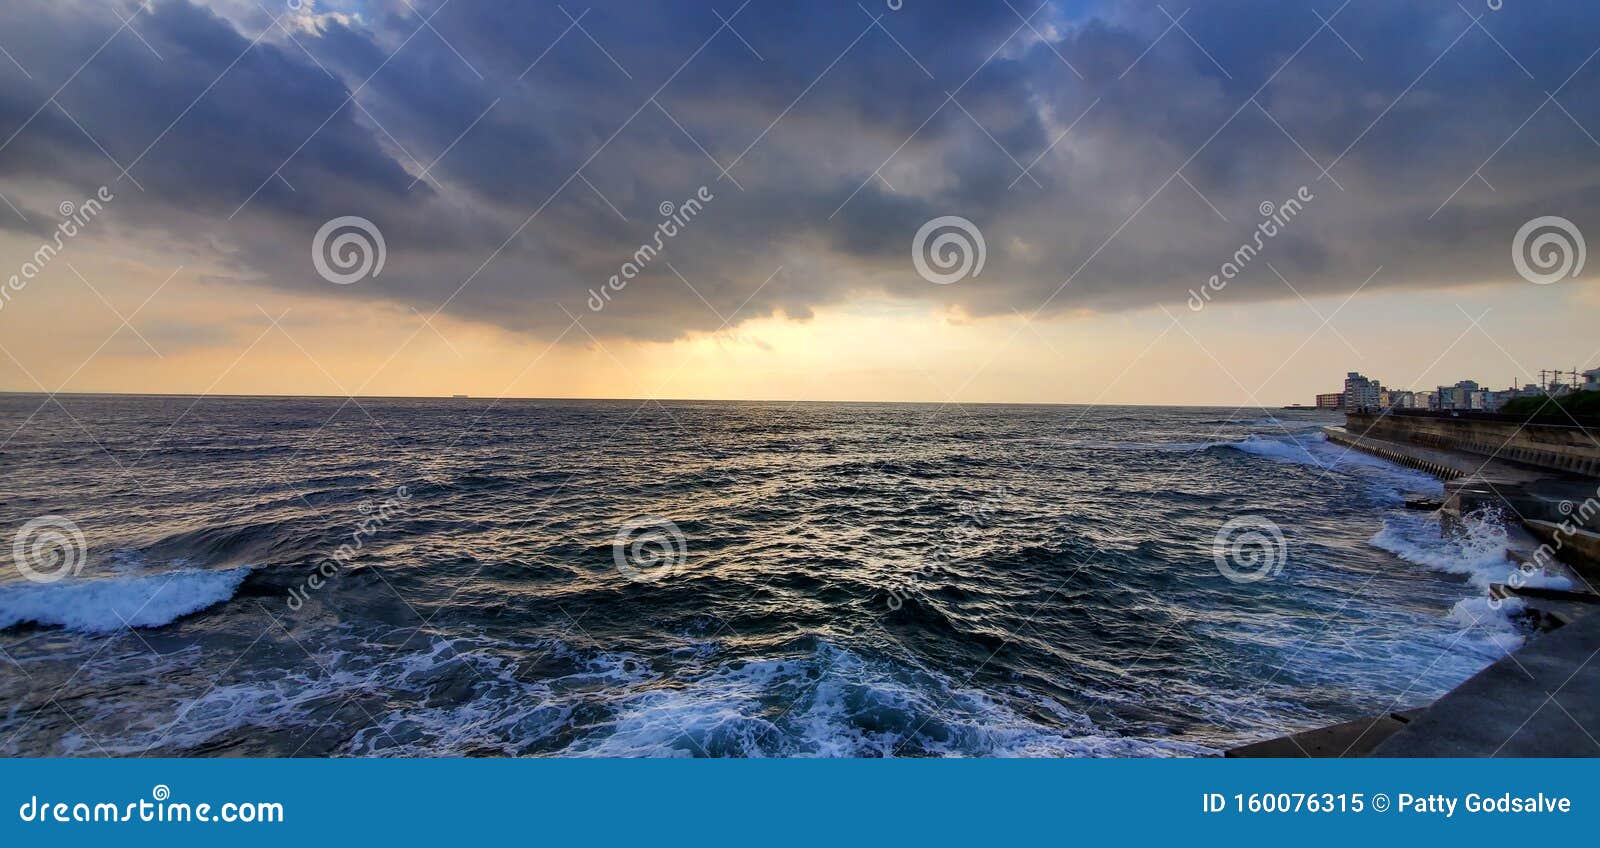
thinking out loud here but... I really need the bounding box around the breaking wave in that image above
[0,567,252,634]
[559,643,1214,758]
[36,633,1218,758]
[1367,507,1572,592]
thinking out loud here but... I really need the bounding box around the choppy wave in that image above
[1087,429,1421,476]
[0,567,252,633]
[1219,433,1325,465]
[561,643,1214,758]
[44,633,1214,758]
[0,396,1550,757]
[1217,430,1393,469]
[1081,429,1328,457]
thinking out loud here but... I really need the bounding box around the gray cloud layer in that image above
[2,0,1596,340]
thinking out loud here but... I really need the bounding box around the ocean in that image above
[0,395,1537,756]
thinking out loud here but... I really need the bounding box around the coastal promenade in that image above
[1230,412,1600,757]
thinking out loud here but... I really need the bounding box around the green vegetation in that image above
[1498,389,1600,420]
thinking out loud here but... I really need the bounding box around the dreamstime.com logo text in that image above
[17,784,284,825]
[1188,185,1314,311]
[588,186,715,312]
[1,186,115,314]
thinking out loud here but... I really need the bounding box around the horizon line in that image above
[0,389,1335,410]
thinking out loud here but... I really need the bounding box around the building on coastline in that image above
[1424,380,1563,413]
[1324,367,1594,415]
[1435,380,1479,411]
[1379,389,1416,409]
[1343,372,1381,410]
[1486,389,1524,411]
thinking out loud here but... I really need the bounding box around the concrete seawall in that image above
[1324,427,1465,480]
[1343,410,1600,478]
[1325,422,1600,552]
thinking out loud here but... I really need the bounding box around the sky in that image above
[0,0,1596,405]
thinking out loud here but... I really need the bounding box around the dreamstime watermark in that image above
[1512,215,1584,286]
[1491,487,1600,607]
[1188,185,1315,311]
[611,515,687,583]
[312,215,386,285]
[17,784,284,825]
[588,186,715,312]
[912,215,986,285]
[286,486,411,609]
[10,515,87,584]
[1,186,115,314]
[1212,515,1287,583]
[887,484,1010,609]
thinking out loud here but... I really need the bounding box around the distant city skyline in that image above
[1309,365,1600,414]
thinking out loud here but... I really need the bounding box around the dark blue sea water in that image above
[0,396,1530,756]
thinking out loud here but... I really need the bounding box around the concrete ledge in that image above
[1371,611,1600,757]
[1490,583,1600,627]
[1225,711,1422,758]
[1525,520,1600,573]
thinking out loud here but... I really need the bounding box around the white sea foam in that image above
[0,567,251,633]
[1367,507,1570,656]
[1446,596,1527,654]
[0,626,1239,758]
[35,633,634,756]
[1368,510,1569,591]
[345,637,644,757]
[1222,430,1381,469]
[1083,428,1333,460]
[561,643,1214,758]
[1211,431,1443,506]
[1223,433,1324,465]
[1076,439,1225,453]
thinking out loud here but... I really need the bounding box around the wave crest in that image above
[0,567,251,633]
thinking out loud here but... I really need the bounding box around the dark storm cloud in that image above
[2,0,1596,340]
